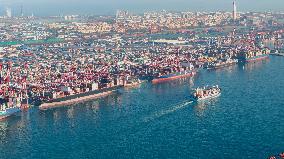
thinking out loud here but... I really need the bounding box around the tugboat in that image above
[192,85,221,101]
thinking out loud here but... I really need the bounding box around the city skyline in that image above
[0,0,284,16]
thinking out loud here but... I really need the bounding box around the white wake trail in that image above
[143,100,193,122]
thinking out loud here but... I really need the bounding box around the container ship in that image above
[0,98,22,120]
[39,83,123,110]
[151,70,196,84]
[237,48,270,62]
[0,107,21,120]
[0,61,30,120]
[123,78,144,88]
[204,58,238,69]
[191,85,221,101]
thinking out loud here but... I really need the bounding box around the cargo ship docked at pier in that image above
[237,48,270,62]
[124,78,144,88]
[152,70,196,84]
[39,85,122,110]
[204,58,238,69]
[0,61,30,120]
[0,107,21,120]
[0,98,23,120]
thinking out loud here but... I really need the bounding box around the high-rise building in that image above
[6,7,12,18]
[116,10,130,21]
[233,0,237,20]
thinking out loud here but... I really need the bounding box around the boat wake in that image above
[143,100,193,123]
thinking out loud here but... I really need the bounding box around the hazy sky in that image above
[1,0,284,16]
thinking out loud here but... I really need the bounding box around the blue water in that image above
[1,56,284,159]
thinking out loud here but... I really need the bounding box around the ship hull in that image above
[124,81,144,88]
[239,54,269,63]
[0,107,21,120]
[39,86,122,110]
[152,71,196,84]
[206,62,237,70]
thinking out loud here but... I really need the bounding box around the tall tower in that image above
[233,0,237,21]
[116,10,120,19]
[21,5,24,17]
[6,8,12,18]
